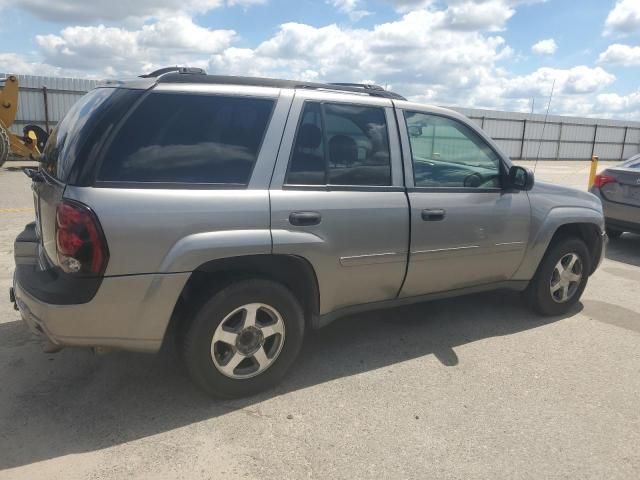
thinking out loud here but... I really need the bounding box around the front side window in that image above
[405,112,502,188]
[286,102,391,186]
[98,93,274,185]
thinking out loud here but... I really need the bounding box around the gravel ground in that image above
[0,160,638,480]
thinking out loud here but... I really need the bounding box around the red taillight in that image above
[55,200,108,275]
[593,174,616,188]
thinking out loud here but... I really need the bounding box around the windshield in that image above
[40,88,116,181]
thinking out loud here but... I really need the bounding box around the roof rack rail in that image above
[154,73,406,100]
[140,66,206,78]
[328,82,386,92]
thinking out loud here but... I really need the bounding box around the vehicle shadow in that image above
[606,233,640,267]
[0,290,579,470]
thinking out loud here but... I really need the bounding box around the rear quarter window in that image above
[97,92,275,186]
[41,87,140,183]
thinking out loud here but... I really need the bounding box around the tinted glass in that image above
[41,87,127,182]
[405,112,501,188]
[286,102,391,186]
[98,93,274,184]
[287,102,325,185]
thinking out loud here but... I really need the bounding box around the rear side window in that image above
[41,87,139,183]
[98,93,274,185]
[286,101,391,186]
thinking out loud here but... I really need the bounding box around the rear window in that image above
[41,87,138,183]
[97,93,275,185]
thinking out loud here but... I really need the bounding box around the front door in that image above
[397,108,531,297]
[269,91,409,315]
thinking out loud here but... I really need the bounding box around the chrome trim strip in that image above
[412,245,480,255]
[339,252,404,267]
[495,241,525,246]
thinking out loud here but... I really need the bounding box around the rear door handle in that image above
[289,211,322,226]
[421,209,446,221]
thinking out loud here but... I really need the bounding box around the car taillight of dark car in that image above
[593,174,617,189]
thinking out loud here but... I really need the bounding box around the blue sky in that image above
[0,0,639,118]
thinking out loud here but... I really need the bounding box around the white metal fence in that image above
[3,73,640,162]
[453,107,640,162]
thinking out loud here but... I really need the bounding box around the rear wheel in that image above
[605,227,623,239]
[525,237,590,316]
[182,279,305,398]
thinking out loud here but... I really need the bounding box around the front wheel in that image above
[525,237,590,316]
[182,279,305,398]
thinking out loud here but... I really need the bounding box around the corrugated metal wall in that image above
[2,73,639,161]
[1,73,99,135]
[453,107,640,161]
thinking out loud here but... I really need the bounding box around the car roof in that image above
[100,68,407,101]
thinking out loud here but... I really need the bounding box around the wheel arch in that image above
[165,254,321,345]
[514,207,605,280]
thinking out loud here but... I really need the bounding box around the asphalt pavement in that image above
[0,160,638,479]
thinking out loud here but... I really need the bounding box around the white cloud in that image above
[388,0,546,31]
[502,66,615,98]
[36,16,235,76]
[0,53,64,76]
[598,43,640,67]
[330,0,371,21]
[209,10,513,91]
[604,0,640,36]
[0,0,629,119]
[388,1,434,13]
[0,0,265,22]
[441,0,516,32]
[595,90,640,119]
[531,38,557,55]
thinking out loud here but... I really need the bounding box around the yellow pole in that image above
[588,155,599,189]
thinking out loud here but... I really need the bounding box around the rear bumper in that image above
[12,223,190,353]
[591,188,640,233]
[12,270,189,353]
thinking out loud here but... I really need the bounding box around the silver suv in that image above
[11,68,606,398]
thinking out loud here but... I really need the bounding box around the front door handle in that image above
[421,209,446,221]
[289,211,322,226]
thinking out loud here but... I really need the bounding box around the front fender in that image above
[513,206,604,280]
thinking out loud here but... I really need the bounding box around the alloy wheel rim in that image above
[549,253,583,303]
[211,303,286,379]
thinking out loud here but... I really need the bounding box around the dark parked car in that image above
[590,154,640,238]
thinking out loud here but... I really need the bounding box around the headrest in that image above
[329,135,358,165]
[297,124,322,149]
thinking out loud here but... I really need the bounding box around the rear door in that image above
[396,105,531,297]
[269,90,409,315]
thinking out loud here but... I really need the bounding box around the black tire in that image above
[525,237,590,316]
[182,279,305,398]
[605,227,623,239]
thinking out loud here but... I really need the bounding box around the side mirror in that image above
[408,125,423,137]
[508,165,534,191]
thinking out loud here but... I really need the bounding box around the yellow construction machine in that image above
[0,75,49,167]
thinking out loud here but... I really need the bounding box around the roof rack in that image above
[329,82,386,92]
[140,66,206,78]
[153,71,406,100]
